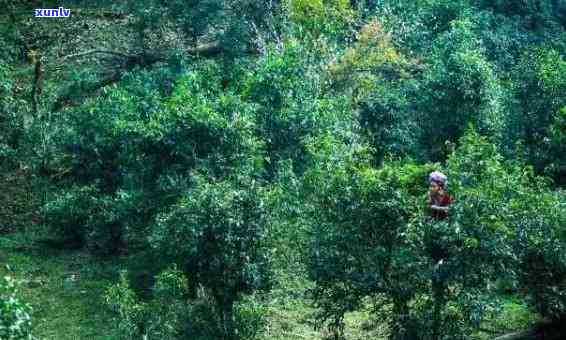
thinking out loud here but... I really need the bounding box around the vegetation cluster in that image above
[1,0,565,339]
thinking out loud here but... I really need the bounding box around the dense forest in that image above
[1,0,565,339]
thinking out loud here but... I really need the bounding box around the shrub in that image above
[507,184,566,319]
[149,175,272,339]
[305,128,566,339]
[508,48,566,184]
[41,185,98,248]
[287,0,355,39]
[41,64,264,253]
[418,18,506,161]
[0,276,34,340]
[107,268,267,340]
[242,40,352,176]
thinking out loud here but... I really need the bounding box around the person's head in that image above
[428,171,447,194]
[429,180,443,194]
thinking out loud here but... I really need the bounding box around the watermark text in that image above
[35,7,71,18]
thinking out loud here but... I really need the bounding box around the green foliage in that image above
[243,40,352,175]
[149,176,271,338]
[302,133,427,338]
[106,272,148,339]
[107,268,267,340]
[0,61,22,170]
[130,0,283,57]
[475,0,563,29]
[305,128,566,339]
[508,48,566,184]
[287,0,356,40]
[41,185,99,247]
[0,276,34,340]
[42,64,264,252]
[419,18,506,161]
[504,178,566,318]
[4,0,566,338]
[545,107,566,184]
[335,20,417,162]
[370,0,469,54]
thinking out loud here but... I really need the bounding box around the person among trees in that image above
[428,171,453,219]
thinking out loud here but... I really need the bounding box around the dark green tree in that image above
[418,18,506,161]
[149,176,271,339]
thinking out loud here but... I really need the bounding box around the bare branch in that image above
[50,41,225,112]
[61,49,134,61]
[187,41,223,57]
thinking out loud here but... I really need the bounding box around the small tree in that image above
[41,64,264,253]
[500,164,566,320]
[508,48,566,184]
[302,133,431,339]
[149,175,271,339]
[418,18,506,161]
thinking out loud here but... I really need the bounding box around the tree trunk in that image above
[392,298,415,340]
[214,290,236,340]
[221,299,235,340]
[431,279,445,340]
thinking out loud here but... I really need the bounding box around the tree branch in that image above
[50,41,224,111]
[61,49,134,61]
[187,41,223,57]
[59,41,223,64]
[51,72,123,112]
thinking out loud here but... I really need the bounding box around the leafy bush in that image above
[305,128,566,339]
[287,0,356,39]
[107,268,267,340]
[545,107,566,185]
[507,48,566,184]
[302,133,425,338]
[0,61,22,170]
[418,18,506,161]
[505,180,566,319]
[41,185,99,248]
[328,19,418,163]
[0,276,34,340]
[242,40,352,176]
[42,64,264,252]
[149,175,272,339]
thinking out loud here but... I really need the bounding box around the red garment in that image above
[428,191,453,220]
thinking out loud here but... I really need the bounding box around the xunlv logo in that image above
[35,7,71,17]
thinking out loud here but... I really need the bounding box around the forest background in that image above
[1,0,565,339]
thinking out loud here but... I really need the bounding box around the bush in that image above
[305,128,566,339]
[418,18,506,161]
[545,107,566,185]
[41,64,264,253]
[242,40,352,176]
[41,185,99,248]
[106,268,267,340]
[149,175,272,339]
[287,0,356,40]
[329,19,418,163]
[302,132,425,339]
[0,276,34,340]
[507,184,566,319]
[0,61,22,170]
[507,48,566,184]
